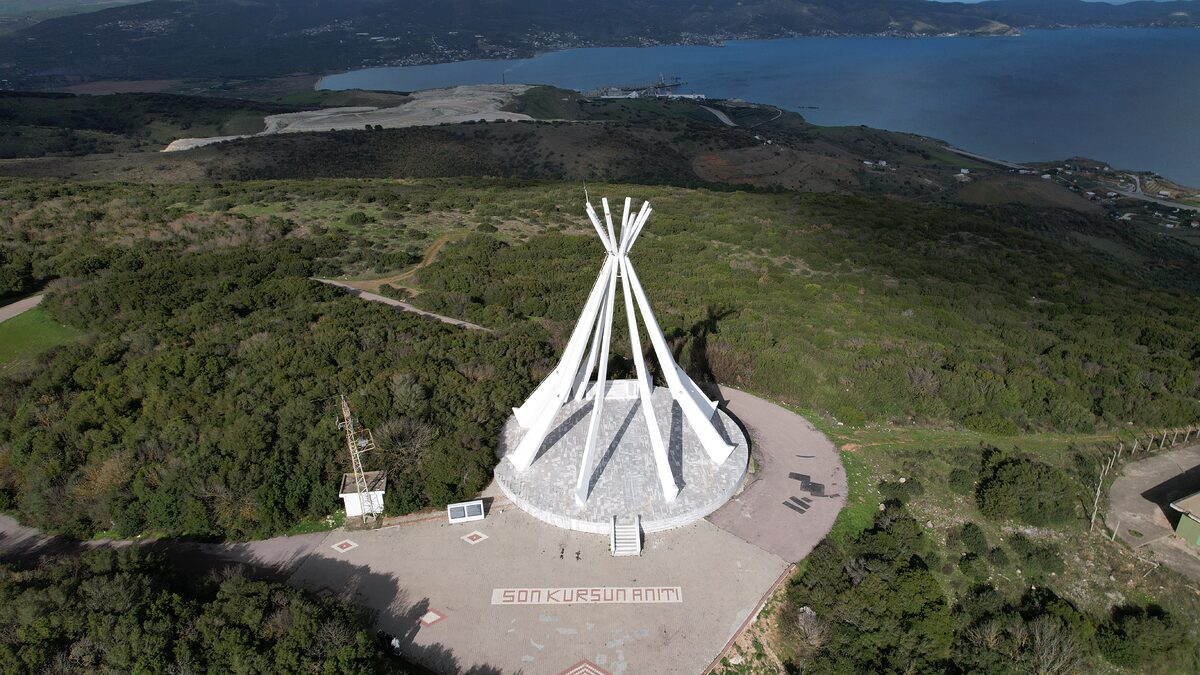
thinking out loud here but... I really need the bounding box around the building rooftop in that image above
[1170,489,1200,518]
[340,471,386,495]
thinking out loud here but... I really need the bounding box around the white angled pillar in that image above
[620,256,679,501]
[574,256,619,505]
[509,256,616,470]
[624,260,735,465]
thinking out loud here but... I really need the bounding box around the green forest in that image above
[0,235,543,538]
[0,548,391,672]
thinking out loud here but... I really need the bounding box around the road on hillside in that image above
[701,105,736,127]
[0,294,44,323]
[0,513,325,580]
[318,279,491,332]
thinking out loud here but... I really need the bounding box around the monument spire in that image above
[507,196,735,505]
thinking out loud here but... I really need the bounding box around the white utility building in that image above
[339,471,386,518]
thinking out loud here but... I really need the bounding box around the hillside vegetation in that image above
[2,177,1199,538]
[0,548,391,672]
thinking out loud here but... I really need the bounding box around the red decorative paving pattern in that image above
[330,539,359,553]
[461,530,488,544]
[558,660,611,675]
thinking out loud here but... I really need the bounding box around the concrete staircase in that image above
[610,515,642,556]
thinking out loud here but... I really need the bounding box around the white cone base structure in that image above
[496,197,748,533]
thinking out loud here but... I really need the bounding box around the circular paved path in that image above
[706,386,846,563]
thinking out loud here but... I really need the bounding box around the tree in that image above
[976,454,1075,526]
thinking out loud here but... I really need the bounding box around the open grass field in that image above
[0,306,80,373]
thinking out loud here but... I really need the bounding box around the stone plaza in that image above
[496,384,749,533]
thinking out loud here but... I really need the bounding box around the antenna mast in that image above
[338,394,378,524]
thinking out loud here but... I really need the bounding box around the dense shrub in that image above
[948,468,976,495]
[878,477,924,503]
[0,549,387,673]
[0,240,544,539]
[976,453,1076,526]
[949,522,989,556]
[1098,605,1179,669]
[1008,533,1065,579]
[781,505,952,672]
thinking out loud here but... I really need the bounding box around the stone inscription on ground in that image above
[491,586,682,605]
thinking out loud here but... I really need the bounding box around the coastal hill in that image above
[2,80,1200,672]
[1,0,1197,90]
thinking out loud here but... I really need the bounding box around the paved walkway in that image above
[289,506,786,675]
[0,294,43,323]
[1107,445,1200,583]
[318,279,490,332]
[707,386,846,563]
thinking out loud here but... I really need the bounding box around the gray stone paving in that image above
[496,386,749,533]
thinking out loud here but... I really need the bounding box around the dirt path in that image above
[0,294,43,323]
[701,105,736,127]
[338,234,452,294]
[318,279,490,332]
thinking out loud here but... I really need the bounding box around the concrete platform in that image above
[287,505,786,674]
[495,386,749,533]
[1108,445,1200,583]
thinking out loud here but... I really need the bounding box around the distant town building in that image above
[1158,190,1171,197]
[1171,490,1200,548]
[1041,174,1052,180]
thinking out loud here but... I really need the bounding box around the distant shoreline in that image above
[318,29,1200,187]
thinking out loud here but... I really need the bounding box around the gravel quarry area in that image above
[162,84,533,152]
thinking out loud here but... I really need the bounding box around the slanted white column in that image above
[574,255,620,505]
[624,260,735,465]
[509,256,616,470]
[620,255,679,501]
[571,309,606,401]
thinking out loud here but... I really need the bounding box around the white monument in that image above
[495,197,748,536]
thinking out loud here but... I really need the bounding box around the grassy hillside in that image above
[0,306,80,374]
[3,176,1199,670]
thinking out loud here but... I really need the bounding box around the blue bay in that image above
[320,29,1200,185]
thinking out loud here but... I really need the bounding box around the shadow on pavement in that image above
[289,553,510,674]
[1141,464,1200,530]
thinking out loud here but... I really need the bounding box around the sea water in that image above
[319,29,1200,185]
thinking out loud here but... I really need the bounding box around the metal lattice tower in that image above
[338,394,378,524]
